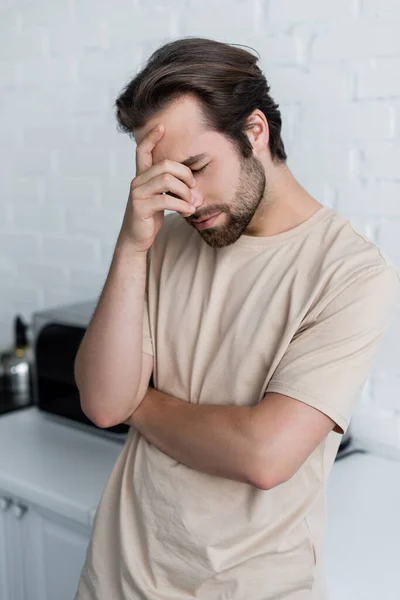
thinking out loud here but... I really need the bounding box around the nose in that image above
[191,188,203,208]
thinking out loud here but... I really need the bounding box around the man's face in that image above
[135,95,266,248]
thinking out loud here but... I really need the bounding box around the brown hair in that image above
[115,37,287,163]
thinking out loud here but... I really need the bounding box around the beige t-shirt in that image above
[76,205,399,600]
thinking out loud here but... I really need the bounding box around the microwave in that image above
[31,300,130,442]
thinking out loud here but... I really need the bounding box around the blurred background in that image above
[1,0,399,456]
[0,2,399,599]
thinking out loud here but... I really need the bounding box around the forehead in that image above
[134,95,215,164]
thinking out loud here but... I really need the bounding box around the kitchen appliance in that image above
[0,315,33,414]
[31,300,129,442]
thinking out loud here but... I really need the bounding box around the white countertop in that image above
[0,407,122,528]
[1,407,399,598]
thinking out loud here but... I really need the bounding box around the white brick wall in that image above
[1,0,399,456]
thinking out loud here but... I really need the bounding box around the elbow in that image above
[243,416,289,490]
[80,398,109,429]
[86,410,117,429]
[247,450,285,491]
[82,405,123,429]
[249,472,276,491]
[249,471,282,492]
[75,365,134,429]
[79,394,127,429]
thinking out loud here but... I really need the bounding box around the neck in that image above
[246,162,324,237]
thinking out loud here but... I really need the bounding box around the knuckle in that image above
[161,158,171,170]
[129,184,139,199]
[161,172,172,186]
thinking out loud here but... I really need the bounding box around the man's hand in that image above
[118,123,199,254]
[123,385,153,427]
[125,386,154,427]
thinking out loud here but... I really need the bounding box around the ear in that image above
[244,109,269,154]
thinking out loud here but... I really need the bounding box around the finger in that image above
[134,173,193,205]
[132,159,196,191]
[140,194,196,218]
[135,125,164,176]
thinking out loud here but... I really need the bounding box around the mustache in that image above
[191,211,221,223]
[189,205,228,222]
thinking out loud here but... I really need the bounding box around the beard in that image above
[187,154,266,249]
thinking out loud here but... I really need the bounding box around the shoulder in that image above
[315,207,398,288]
[299,208,400,321]
[322,209,392,267]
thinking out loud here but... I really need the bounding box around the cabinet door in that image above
[19,502,92,600]
[0,498,11,600]
[0,494,25,600]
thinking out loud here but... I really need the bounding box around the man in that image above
[74,38,399,599]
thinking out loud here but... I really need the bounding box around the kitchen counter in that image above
[0,407,399,598]
[0,407,122,527]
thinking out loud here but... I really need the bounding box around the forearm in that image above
[129,387,262,486]
[75,237,148,428]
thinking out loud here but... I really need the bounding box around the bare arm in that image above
[128,386,336,489]
[128,386,261,486]
[74,123,197,428]
[74,241,150,428]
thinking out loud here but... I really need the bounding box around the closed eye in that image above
[191,164,208,174]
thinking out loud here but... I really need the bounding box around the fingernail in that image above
[192,195,202,207]
[191,189,201,202]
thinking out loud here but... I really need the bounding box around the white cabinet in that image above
[0,494,26,600]
[0,490,91,600]
[0,409,122,600]
[0,496,14,600]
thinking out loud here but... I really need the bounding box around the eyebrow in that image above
[181,153,208,167]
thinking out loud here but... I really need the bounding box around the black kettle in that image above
[0,315,33,409]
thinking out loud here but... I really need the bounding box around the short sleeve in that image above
[267,265,400,434]
[142,248,154,356]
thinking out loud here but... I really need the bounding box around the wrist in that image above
[130,387,155,429]
[115,233,148,259]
